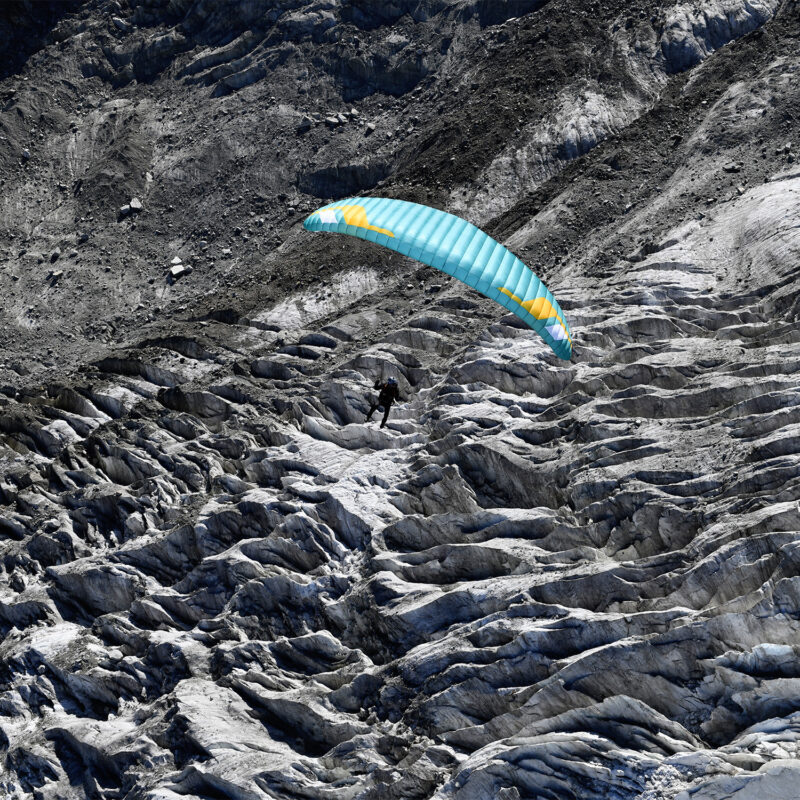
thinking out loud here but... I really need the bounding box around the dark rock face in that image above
[2,0,800,798]
[298,162,390,198]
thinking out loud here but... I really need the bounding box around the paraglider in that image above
[303,197,573,360]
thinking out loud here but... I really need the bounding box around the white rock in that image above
[169,264,192,280]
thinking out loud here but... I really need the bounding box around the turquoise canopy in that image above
[303,197,573,359]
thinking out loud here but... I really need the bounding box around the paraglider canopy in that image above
[303,197,573,360]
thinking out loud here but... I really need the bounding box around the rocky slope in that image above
[1,0,800,798]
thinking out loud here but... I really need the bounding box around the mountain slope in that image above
[1,1,800,798]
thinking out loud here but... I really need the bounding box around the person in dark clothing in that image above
[366,377,401,428]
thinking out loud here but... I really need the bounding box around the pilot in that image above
[367,377,401,428]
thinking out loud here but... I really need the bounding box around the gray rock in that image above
[169,263,192,280]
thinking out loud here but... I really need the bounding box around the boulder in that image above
[169,264,192,281]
